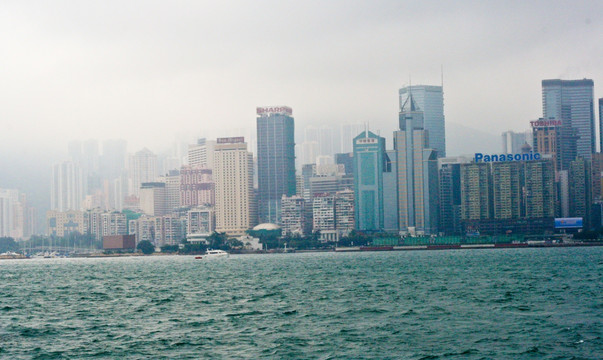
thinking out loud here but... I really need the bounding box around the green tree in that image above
[137,240,155,254]
[207,232,228,250]
[0,237,18,253]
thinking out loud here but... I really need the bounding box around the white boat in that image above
[203,249,229,259]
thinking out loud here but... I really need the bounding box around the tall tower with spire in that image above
[394,90,439,235]
[398,84,445,157]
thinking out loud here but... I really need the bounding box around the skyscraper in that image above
[599,98,603,151]
[542,79,595,160]
[51,161,83,211]
[394,93,439,235]
[501,130,532,154]
[353,130,386,231]
[128,148,158,196]
[213,137,256,236]
[256,106,296,224]
[188,138,216,168]
[399,85,445,157]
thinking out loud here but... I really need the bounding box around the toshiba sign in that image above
[256,106,293,116]
[530,119,562,128]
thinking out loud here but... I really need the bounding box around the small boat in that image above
[204,249,229,259]
[195,256,203,259]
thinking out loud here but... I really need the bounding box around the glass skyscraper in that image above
[542,79,595,160]
[353,130,386,231]
[256,106,296,224]
[399,85,445,157]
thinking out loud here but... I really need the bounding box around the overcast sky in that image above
[1,0,602,155]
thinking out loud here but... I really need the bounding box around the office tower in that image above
[280,195,309,235]
[51,161,83,211]
[353,130,386,231]
[591,153,603,202]
[180,166,214,207]
[439,156,471,235]
[139,182,167,216]
[600,98,603,151]
[188,138,216,168]
[460,163,492,221]
[542,79,595,160]
[383,150,399,233]
[501,130,532,154]
[492,162,523,219]
[569,158,591,226]
[524,160,556,218]
[531,118,578,172]
[399,85,445,157]
[128,148,158,196]
[101,139,127,180]
[256,106,296,224]
[213,137,256,236]
[335,153,354,176]
[394,93,440,235]
[158,170,181,212]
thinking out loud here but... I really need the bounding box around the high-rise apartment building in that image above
[51,161,83,211]
[213,137,256,236]
[394,93,439,235]
[353,130,386,231]
[180,166,214,207]
[280,195,309,235]
[256,106,296,224]
[188,138,216,168]
[334,189,355,236]
[187,207,215,235]
[523,160,556,219]
[542,79,595,160]
[139,182,167,216]
[128,148,158,196]
[101,139,127,180]
[460,163,492,221]
[399,85,445,157]
[157,170,181,212]
[492,162,523,219]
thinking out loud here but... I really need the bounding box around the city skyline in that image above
[1,1,602,154]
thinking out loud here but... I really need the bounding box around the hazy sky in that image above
[1,0,602,154]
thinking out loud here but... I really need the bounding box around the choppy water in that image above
[0,248,601,359]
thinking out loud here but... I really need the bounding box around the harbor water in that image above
[0,247,601,359]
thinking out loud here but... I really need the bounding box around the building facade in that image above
[394,93,439,235]
[353,130,386,231]
[51,161,83,211]
[399,85,445,157]
[256,106,296,224]
[213,137,256,236]
[542,79,595,160]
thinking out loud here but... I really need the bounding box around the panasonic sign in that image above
[474,152,542,163]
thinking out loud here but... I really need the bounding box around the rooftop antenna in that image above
[441,64,444,89]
